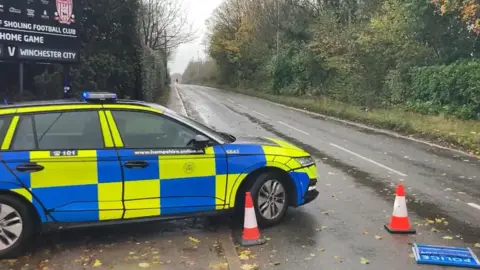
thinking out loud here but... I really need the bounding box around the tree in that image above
[138,0,196,53]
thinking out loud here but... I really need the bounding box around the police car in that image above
[0,92,318,257]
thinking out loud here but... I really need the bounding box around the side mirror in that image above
[193,134,211,148]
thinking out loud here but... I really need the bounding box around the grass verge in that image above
[202,84,480,155]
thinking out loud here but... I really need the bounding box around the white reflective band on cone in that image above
[244,208,258,229]
[392,196,408,217]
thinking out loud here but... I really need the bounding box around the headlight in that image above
[295,156,315,167]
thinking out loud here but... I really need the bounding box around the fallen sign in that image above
[412,244,480,269]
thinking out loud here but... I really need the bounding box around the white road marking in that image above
[174,84,188,117]
[330,143,408,177]
[237,104,249,109]
[227,99,235,104]
[252,110,270,118]
[467,203,480,211]
[278,121,310,135]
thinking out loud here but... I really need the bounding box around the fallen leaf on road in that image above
[435,218,443,223]
[239,250,251,260]
[209,262,229,270]
[375,235,382,240]
[443,236,453,240]
[362,231,368,235]
[409,254,415,258]
[444,221,449,226]
[310,253,316,257]
[129,252,136,255]
[426,219,435,224]
[93,259,102,267]
[271,261,281,266]
[333,256,341,260]
[474,243,480,248]
[431,228,439,233]
[317,248,325,252]
[304,257,312,261]
[189,237,200,243]
[265,237,272,241]
[360,257,370,264]
[138,262,150,268]
[241,263,259,270]
[328,172,335,175]
[321,226,328,230]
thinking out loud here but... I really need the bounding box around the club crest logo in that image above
[54,0,75,25]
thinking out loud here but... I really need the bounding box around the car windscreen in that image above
[147,103,235,142]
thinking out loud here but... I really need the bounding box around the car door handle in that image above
[16,163,45,173]
[123,161,149,169]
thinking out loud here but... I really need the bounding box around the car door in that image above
[1,110,124,222]
[106,109,228,218]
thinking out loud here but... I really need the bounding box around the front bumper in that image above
[302,178,319,205]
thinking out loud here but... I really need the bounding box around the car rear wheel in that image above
[250,172,289,228]
[0,195,35,259]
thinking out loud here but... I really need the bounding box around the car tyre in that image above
[249,171,289,228]
[0,195,36,259]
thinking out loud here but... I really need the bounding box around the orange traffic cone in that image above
[238,192,267,246]
[385,184,416,234]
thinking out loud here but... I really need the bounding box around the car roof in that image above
[0,98,166,110]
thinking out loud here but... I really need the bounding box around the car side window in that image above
[11,111,104,151]
[111,110,198,149]
[0,116,11,144]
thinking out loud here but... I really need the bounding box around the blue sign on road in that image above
[413,244,480,268]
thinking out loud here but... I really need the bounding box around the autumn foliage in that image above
[183,0,480,120]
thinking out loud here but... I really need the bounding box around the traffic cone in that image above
[238,192,267,246]
[385,184,416,234]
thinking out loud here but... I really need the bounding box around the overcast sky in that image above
[169,0,223,74]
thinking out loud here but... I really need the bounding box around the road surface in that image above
[176,84,480,270]
[1,84,478,270]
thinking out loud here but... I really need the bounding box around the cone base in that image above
[384,224,416,234]
[238,236,267,247]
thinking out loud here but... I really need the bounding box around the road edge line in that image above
[174,84,189,117]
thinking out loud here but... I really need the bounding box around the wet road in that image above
[177,84,480,269]
[0,217,232,270]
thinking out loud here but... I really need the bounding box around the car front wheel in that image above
[250,172,289,228]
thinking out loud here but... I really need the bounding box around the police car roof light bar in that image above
[82,92,117,102]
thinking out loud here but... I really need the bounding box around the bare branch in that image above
[138,0,198,52]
